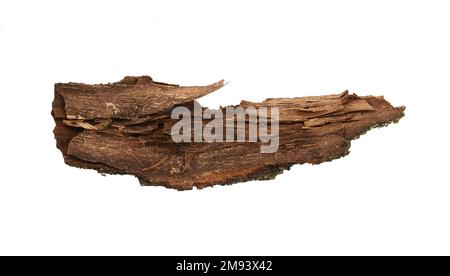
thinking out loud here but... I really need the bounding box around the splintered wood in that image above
[52,76,405,190]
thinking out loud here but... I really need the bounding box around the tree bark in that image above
[52,76,405,190]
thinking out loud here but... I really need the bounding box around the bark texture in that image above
[52,76,405,190]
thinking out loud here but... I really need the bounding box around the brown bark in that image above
[52,76,405,190]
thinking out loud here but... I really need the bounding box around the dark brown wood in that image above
[52,76,405,190]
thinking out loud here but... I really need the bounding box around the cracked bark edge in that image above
[52,76,405,190]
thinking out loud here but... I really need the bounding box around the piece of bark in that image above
[52,76,405,190]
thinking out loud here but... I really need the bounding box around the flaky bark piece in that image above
[52,76,405,190]
[54,76,224,120]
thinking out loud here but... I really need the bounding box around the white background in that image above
[0,0,449,256]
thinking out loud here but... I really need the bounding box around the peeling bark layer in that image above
[52,76,405,190]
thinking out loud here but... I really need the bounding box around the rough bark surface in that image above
[52,76,405,190]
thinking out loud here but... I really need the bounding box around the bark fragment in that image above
[52,76,405,190]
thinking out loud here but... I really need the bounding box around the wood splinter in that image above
[52,76,405,190]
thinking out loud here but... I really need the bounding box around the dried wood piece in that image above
[52,76,405,190]
[54,76,225,120]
